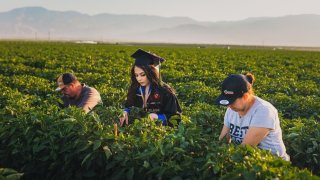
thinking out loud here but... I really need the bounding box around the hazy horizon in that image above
[1,0,320,22]
[2,6,320,47]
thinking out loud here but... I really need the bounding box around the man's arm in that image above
[80,88,102,113]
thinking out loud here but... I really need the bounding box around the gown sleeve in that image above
[124,88,143,113]
[160,87,182,125]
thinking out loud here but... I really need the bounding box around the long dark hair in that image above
[126,64,160,106]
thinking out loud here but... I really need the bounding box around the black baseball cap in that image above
[131,49,165,66]
[55,73,77,91]
[215,74,249,106]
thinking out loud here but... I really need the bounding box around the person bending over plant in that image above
[119,49,181,127]
[55,73,102,113]
[216,73,290,161]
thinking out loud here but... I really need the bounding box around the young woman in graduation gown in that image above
[119,49,182,127]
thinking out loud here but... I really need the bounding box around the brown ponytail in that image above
[245,73,255,85]
[243,72,255,95]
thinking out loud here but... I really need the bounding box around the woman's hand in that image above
[148,113,158,120]
[219,125,231,143]
[119,111,128,127]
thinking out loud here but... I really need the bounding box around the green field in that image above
[0,41,319,179]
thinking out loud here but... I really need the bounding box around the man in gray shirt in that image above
[55,73,102,113]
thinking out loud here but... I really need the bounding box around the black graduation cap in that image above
[131,49,165,66]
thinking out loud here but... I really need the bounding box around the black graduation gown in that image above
[125,85,182,126]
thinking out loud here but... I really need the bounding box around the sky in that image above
[1,0,320,22]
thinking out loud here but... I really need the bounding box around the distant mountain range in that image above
[1,7,320,46]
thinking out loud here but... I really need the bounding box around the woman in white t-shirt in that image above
[215,73,290,161]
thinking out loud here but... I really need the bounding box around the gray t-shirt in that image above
[62,84,102,113]
[224,96,290,161]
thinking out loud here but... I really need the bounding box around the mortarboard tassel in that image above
[159,60,163,86]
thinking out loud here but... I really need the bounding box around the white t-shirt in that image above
[224,96,290,161]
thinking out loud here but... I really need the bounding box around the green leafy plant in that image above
[0,41,319,179]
